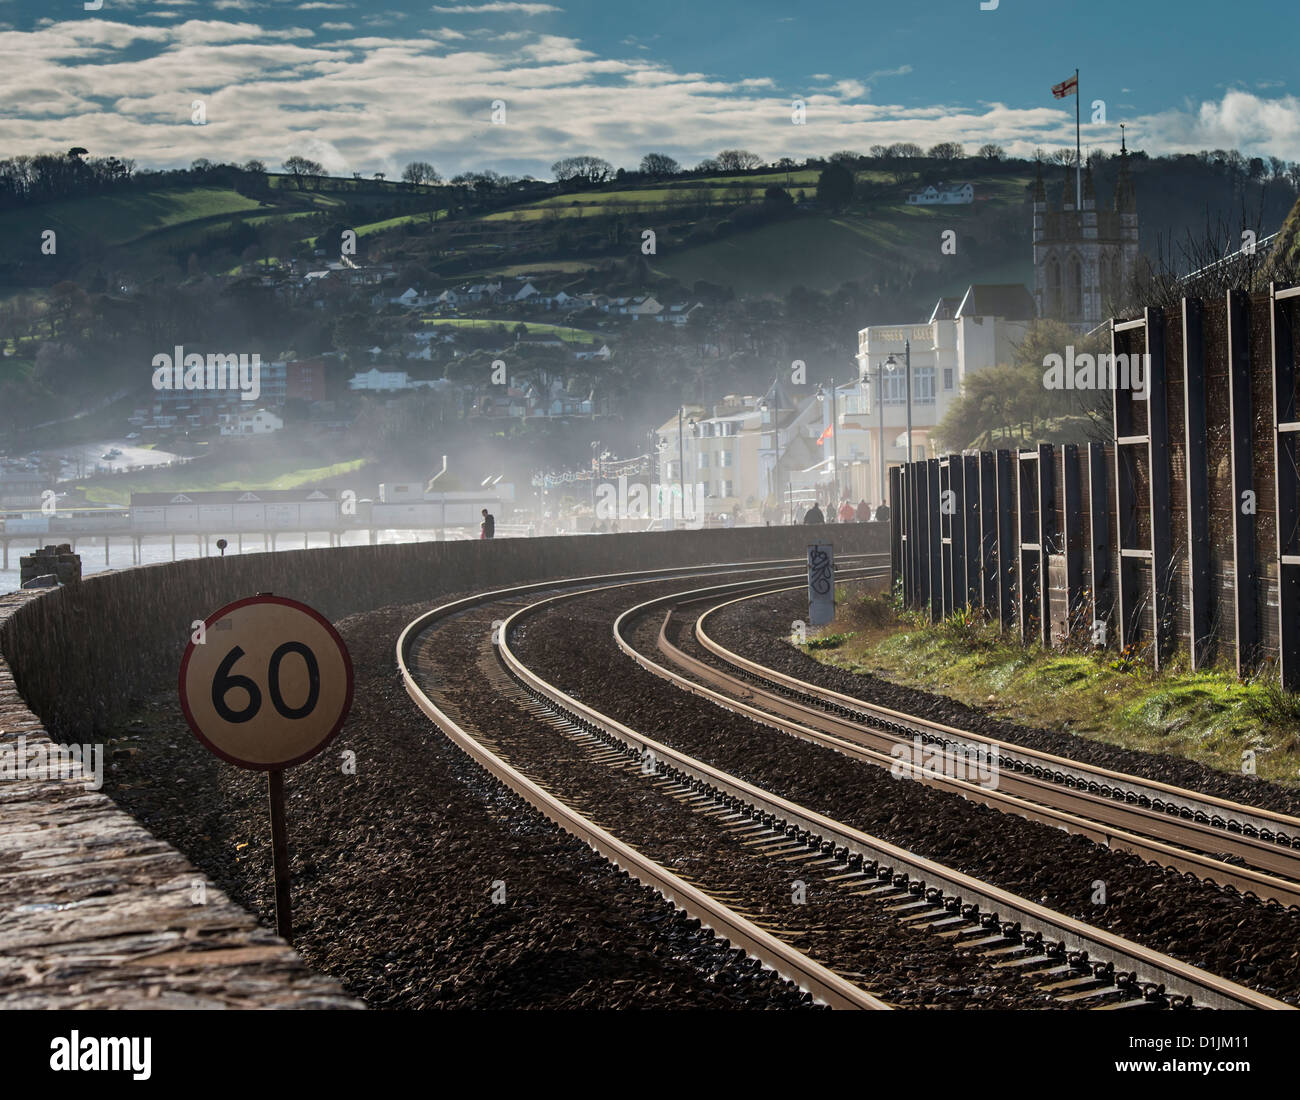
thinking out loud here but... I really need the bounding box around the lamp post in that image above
[677,408,685,525]
[590,440,599,515]
[883,338,914,466]
[760,385,783,524]
[816,379,840,506]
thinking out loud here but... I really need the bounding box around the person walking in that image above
[874,502,891,524]
[837,498,855,524]
[802,501,825,525]
[856,499,871,522]
[481,508,496,539]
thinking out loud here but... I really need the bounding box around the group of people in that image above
[800,499,890,525]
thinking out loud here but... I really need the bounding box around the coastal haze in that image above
[5,0,1300,1055]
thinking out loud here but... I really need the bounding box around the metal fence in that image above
[890,282,1300,687]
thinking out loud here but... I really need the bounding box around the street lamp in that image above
[759,385,784,524]
[883,338,913,463]
[815,379,840,510]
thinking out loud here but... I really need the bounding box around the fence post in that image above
[1227,289,1258,675]
[1182,296,1212,669]
[1271,282,1300,690]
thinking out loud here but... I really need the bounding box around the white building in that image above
[845,283,1036,504]
[906,181,975,205]
[348,368,436,392]
[219,408,284,436]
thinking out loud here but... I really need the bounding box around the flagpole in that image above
[1075,68,1082,209]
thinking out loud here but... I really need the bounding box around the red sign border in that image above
[178,594,355,771]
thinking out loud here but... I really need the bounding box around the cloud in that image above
[430,2,559,12]
[2,19,1296,181]
[1137,90,1300,158]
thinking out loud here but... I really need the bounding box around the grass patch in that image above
[801,592,1300,787]
[420,318,602,343]
[76,456,369,506]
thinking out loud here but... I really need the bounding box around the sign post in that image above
[179,594,353,945]
[808,542,835,627]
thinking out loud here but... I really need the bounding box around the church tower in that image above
[1032,134,1139,330]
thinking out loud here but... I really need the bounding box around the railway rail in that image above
[629,579,1300,909]
[399,562,1292,1011]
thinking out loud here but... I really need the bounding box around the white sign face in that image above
[807,543,835,627]
[179,595,353,770]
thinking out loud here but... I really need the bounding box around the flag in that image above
[816,424,833,445]
[1052,74,1078,99]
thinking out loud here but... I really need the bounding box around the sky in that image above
[0,0,1296,178]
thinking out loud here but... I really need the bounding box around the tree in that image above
[977,143,1005,161]
[815,162,854,210]
[887,143,923,159]
[763,185,793,208]
[283,155,324,189]
[243,159,267,173]
[402,161,440,186]
[928,142,964,161]
[551,156,614,185]
[639,152,680,178]
[716,149,761,172]
[829,150,863,165]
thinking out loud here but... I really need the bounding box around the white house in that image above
[465,282,502,302]
[906,181,975,205]
[219,408,284,436]
[513,282,540,302]
[656,302,704,325]
[626,295,663,319]
[574,343,612,361]
[348,368,436,392]
[391,287,425,307]
[844,282,1036,505]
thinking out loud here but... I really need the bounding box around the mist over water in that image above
[0,529,473,595]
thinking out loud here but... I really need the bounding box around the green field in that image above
[420,318,602,343]
[0,188,267,248]
[77,455,370,506]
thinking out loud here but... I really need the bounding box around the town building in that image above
[847,283,1037,504]
[219,408,284,436]
[907,181,975,205]
[1032,145,1139,330]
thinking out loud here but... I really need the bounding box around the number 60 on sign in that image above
[179,595,354,770]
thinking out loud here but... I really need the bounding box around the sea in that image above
[0,529,473,595]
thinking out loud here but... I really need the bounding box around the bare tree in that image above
[715,149,761,172]
[283,155,324,190]
[402,161,440,186]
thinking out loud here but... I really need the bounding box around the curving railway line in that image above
[398,559,1297,1011]
[632,580,1300,909]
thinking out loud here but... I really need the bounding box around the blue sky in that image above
[0,0,1295,177]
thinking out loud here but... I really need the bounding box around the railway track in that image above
[400,562,1292,1011]
[629,578,1300,910]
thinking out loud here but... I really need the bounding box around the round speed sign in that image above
[179,595,353,770]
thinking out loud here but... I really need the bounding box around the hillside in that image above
[2,154,1295,317]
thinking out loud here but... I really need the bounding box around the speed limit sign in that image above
[179,593,353,944]
[179,594,353,770]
